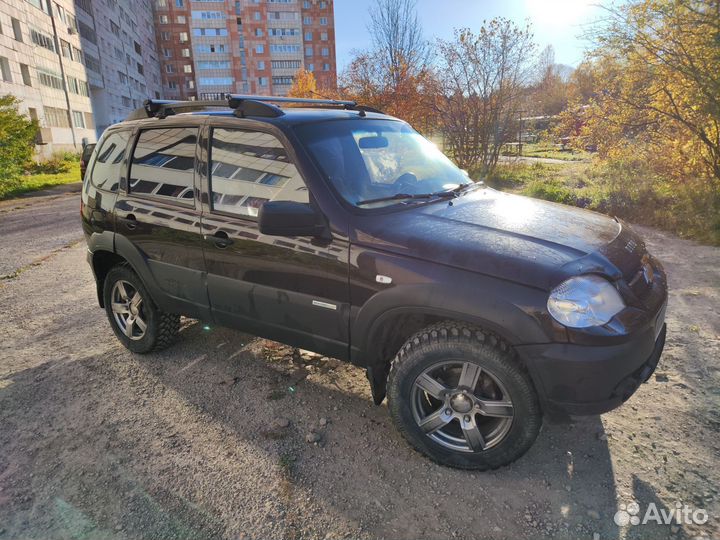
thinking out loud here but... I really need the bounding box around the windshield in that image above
[296,119,472,208]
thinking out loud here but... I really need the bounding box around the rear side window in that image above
[209,128,308,218]
[88,131,130,192]
[129,127,197,205]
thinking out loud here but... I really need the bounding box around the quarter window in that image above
[129,128,197,205]
[88,130,131,192]
[209,128,308,218]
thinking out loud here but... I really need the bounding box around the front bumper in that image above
[517,320,666,418]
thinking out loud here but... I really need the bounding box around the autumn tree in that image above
[287,68,318,99]
[531,45,570,116]
[435,20,536,174]
[339,0,437,131]
[579,0,720,184]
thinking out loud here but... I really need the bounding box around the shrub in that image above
[0,95,38,198]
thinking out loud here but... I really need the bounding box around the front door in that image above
[200,124,350,359]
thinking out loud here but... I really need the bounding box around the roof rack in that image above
[127,95,384,121]
[127,99,229,120]
[227,94,375,118]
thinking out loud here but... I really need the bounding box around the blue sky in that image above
[334,0,608,72]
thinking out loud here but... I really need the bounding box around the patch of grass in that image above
[501,142,591,161]
[485,160,720,245]
[1,160,80,200]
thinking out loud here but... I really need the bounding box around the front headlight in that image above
[547,275,625,328]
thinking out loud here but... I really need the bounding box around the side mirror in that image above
[258,201,325,237]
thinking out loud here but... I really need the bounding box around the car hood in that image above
[351,187,626,289]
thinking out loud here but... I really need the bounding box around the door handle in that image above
[204,231,233,248]
[124,214,137,230]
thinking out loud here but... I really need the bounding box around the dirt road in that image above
[0,192,718,539]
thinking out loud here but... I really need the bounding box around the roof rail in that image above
[227,94,358,109]
[126,99,228,120]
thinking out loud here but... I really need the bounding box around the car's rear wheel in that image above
[387,321,542,470]
[103,265,179,353]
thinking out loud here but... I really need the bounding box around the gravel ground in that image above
[0,192,718,540]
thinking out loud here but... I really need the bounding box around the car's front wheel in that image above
[103,265,179,353]
[387,322,542,470]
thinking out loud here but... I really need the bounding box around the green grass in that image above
[0,161,80,200]
[486,160,720,245]
[501,142,591,161]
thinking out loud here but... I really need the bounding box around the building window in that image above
[181,48,191,57]
[271,60,301,69]
[303,16,311,24]
[0,57,12,83]
[305,46,312,57]
[161,32,170,40]
[183,64,192,73]
[30,28,55,52]
[254,11,261,20]
[198,77,234,86]
[134,42,142,54]
[44,107,71,128]
[137,63,144,75]
[163,48,172,58]
[37,69,64,90]
[272,76,293,85]
[72,111,86,129]
[320,31,328,41]
[11,18,23,42]
[177,15,186,23]
[321,47,329,57]
[323,63,330,71]
[255,28,263,37]
[257,60,265,70]
[320,1,327,7]
[168,81,178,89]
[256,44,264,54]
[258,76,267,86]
[303,1,310,8]
[304,31,312,41]
[176,0,184,6]
[179,32,189,42]
[192,10,226,20]
[307,63,314,72]
[159,15,168,23]
[320,17,328,25]
[20,64,32,86]
[166,64,175,73]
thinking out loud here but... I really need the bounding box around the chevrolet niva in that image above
[81,96,667,469]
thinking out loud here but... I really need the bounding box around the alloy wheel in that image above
[110,280,147,341]
[411,360,514,452]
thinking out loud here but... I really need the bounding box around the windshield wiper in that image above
[356,192,449,206]
[355,182,483,207]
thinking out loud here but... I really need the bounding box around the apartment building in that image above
[154,0,337,100]
[74,0,163,133]
[0,0,162,156]
[0,0,96,156]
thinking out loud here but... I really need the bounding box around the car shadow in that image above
[0,320,623,540]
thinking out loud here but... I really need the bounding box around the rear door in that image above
[199,121,350,359]
[114,122,210,320]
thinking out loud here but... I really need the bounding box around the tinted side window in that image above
[129,127,197,205]
[88,131,130,192]
[209,128,308,218]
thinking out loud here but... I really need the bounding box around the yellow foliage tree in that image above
[287,68,318,99]
[574,0,720,184]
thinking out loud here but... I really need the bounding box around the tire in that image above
[103,265,179,354]
[387,321,542,470]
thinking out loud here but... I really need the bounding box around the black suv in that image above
[81,95,667,470]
